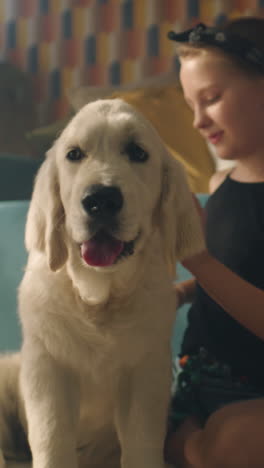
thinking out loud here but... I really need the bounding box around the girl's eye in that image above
[66,147,85,162]
[205,94,220,104]
[123,141,149,163]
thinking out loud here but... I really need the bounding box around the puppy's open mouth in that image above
[80,231,137,267]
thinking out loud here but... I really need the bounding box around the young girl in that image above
[165,17,264,468]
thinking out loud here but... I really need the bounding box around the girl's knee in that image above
[185,407,264,468]
[185,423,242,467]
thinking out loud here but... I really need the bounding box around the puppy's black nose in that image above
[82,185,123,218]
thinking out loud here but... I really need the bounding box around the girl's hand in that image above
[174,282,188,308]
[174,279,196,307]
[182,249,209,274]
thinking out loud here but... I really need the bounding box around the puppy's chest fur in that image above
[51,279,173,374]
[44,274,175,447]
[21,251,175,376]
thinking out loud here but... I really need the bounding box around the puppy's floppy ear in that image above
[160,151,205,275]
[25,146,68,271]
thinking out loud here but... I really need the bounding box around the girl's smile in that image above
[207,131,224,145]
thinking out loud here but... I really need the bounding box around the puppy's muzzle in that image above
[80,185,135,267]
[82,185,123,230]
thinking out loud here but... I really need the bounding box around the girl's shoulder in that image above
[209,169,231,194]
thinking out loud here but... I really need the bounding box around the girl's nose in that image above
[193,106,210,130]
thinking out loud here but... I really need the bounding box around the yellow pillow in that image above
[110,84,214,193]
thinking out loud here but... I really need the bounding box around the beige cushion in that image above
[67,71,178,112]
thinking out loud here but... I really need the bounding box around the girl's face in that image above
[180,51,264,161]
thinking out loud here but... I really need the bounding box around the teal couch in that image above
[0,195,208,356]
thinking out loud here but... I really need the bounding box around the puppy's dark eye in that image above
[66,147,85,162]
[124,141,149,163]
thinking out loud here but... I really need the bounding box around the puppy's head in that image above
[26,99,204,275]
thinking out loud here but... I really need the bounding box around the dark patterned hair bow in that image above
[168,23,264,73]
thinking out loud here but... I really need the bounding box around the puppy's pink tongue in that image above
[81,232,124,267]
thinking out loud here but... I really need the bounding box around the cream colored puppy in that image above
[0,99,204,468]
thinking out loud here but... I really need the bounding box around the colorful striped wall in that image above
[0,0,263,122]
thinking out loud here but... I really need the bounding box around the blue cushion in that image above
[0,201,29,351]
[0,195,209,353]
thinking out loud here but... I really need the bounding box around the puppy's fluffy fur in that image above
[0,99,204,468]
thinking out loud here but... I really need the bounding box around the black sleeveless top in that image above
[181,175,264,387]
